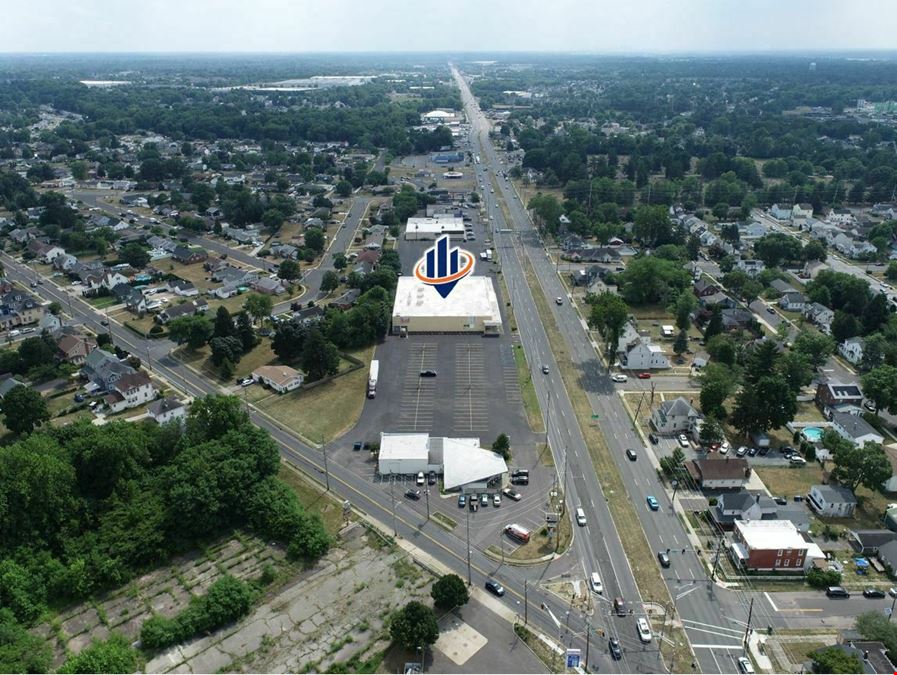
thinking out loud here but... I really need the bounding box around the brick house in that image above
[730,520,824,573]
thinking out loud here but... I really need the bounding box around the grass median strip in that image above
[517,247,695,671]
[498,273,544,433]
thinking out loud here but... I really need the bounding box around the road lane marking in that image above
[764,592,778,612]
[675,585,700,601]
[682,619,744,637]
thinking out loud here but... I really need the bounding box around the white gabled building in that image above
[620,341,670,370]
[838,337,865,366]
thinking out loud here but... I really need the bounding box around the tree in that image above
[277,259,300,281]
[492,433,511,461]
[704,305,724,340]
[861,365,897,415]
[706,335,737,367]
[802,239,827,263]
[167,314,213,349]
[810,646,862,674]
[335,180,353,197]
[305,228,325,254]
[860,333,887,371]
[243,293,274,325]
[632,205,672,247]
[272,321,307,363]
[0,608,52,673]
[673,330,688,355]
[389,601,439,651]
[261,208,285,233]
[300,329,339,381]
[670,290,697,332]
[806,567,842,589]
[699,363,736,418]
[886,261,897,282]
[118,243,150,268]
[659,447,686,478]
[587,292,629,364]
[777,350,813,393]
[617,256,691,305]
[731,375,797,434]
[831,310,861,343]
[792,331,835,370]
[58,633,139,674]
[430,574,469,610]
[699,417,724,448]
[0,385,49,435]
[213,306,236,339]
[70,160,89,181]
[320,270,340,292]
[332,252,347,271]
[236,312,257,352]
[864,293,891,335]
[830,441,891,493]
[744,340,781,385]
[209,336,243,367]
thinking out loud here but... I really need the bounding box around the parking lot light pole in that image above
[321,433,330,492]
[425,488,430,521]
[465,502,472,586]
[390,476,397,537]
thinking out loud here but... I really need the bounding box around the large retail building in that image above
[391,275,502,335]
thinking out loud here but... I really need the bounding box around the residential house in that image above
[356,249,381,268]
[26,240,65,263]
[829,637,896,674]
[876,542,897,581]
[620,340,670,370]
[816,381,865,413]
[699,291,736,309]
[83,270,129,295]
[770,279,796,294]
[769,204,793,221]
[331,288,361,310]
[802,260,829,279]
[0,377,26,398]
[828,208,855,226]
[712,491,778,530]
[156,300,208,325]
[56,333,97,365]
[730,520,824,572]
[721,308,756,331]
[685,458,751,490]
[171,246,208,264]
[566,247,621,264]
[147,397,187,425]
[693,279,721,298]
[792,203,814,220]
[738,221,768,240]
[804,302,835,333]
[848,530,897,556]
[52,253,78,272]
[271,243,299,260]
[250,277,286,296]
[169,279,199,297]
[807,484,857,518]
[651,397,701,435]
[111,283,147,314]
[290,305,325,325]
[0,290,46,330]
[735,259,766,277]
[839,337,866,366]
[778,291,807,312]
[103,371,157,413]
[252,365,304,394]
[81,348,135,391]
[830,410,884,447]
[7,227,37,245]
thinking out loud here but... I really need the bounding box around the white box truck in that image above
[367,359,379,399]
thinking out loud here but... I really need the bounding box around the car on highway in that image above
[589,572,603,594]
[613,597,627,616]
[646,496,660,511]
[404,489,421,501]
[863,588,886,598]
[626,448,637,461]
[678,434,690,448]
[100,319,109,326]
[419,369,437,377]
[29,281,37,288]
[502,488,522,501]
[657,551,671,568]
[575,508,587,527]
[493,493,501,507]
[555,297,563,305]
[458,494,466,508]
[611,373,628,383]
[636,617,652,643]
[637,372,651,379]
[541,365,550,374]
[485,579,504,596]
[737,656,756,674]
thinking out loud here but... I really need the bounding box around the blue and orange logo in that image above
[414,235,475,298]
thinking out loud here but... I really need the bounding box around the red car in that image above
[637,372,651,379]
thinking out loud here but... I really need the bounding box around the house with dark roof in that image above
[830,410,884,448]
[685,458,751,490]
[169,279,199,297]
[103,371,156,414]
[712,491,777,530]
[156,300,208,325]
[693,279,720,298]
[82,348,135,391]
[827,638,896,674]
[171,246,208,264]
[147,397,187,425]
[0,376,26,398]
[111,283,147,314]
[650,397,701,435]
[807,484,857,518]
[816,381,864,413]
[56,334,97,365]
[848,530,897,556]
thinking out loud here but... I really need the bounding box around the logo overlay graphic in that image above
[414,235,475,298]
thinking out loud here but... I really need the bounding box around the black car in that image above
[511,469,529,478]
[626,448,637,461]
[863,588,886,599]
[404,489,421,501]
[657,551,671,568]
[485,579,505,597]
[774,496,788,506]
[609,637,622,660]
[428,471,437,486]
[779,445,794,454]
[469,499,478,511]
[419,369,438,377]
[352,441,363,451]
[758,447,770,456]
[648,433,659,445]
[510,476,529,486]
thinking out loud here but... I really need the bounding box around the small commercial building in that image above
[391,275,502,335]
[377,432,508,492]
[730,520,825,573]
[404,217,466,241]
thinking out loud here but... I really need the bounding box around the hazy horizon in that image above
[1,0,894,54]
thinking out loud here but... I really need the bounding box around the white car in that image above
[737,656,755,674]
[636,617,652,643]
[589,572,603,594]
[416,472,425,486]
[677,434,690,448]
[611,373,628,383]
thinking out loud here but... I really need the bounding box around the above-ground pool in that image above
[802,427,823,443]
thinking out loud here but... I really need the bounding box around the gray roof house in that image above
[807,484,857,518]
[0,376,26,398]
[830,410,885,448]
[650,397,701,435]
[849,530,897,556]
[81,348,135,391]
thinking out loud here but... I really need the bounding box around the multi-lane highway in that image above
[453,64,773,673]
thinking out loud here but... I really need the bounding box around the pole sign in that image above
[565,649,581,668]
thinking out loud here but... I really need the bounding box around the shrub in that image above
[806,567,841,589]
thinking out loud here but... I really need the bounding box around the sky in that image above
[1,0,895,54]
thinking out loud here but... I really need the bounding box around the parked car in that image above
[637,372,651,379]
[493,493,501,507]
[469,499,478,512]
[419,369,438,377]
[648,433,658,445]
[416,472,425,485]
[458,494,466,508]
[789,456,807,466]
[404,489,421,501]
[74,393,85,403]
[428,470,437,486]
[511,469,529,478]
[748,447,759,457]
[480,493,489,506]
[511,476,529,486]
[485,579,505,596]
[502,488,522,501]
[646,496,660,511]
[678,434,690,448]
[611,373,628,383]
[737,656,756,674]
[826,586,850,598]
[352,441,362,450]
[863,588,886,599]
[736,446,748,457]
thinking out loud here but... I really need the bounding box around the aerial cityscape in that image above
[3,2,897,674]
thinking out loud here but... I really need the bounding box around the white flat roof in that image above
[379,433,430,462]
[735,520,812,550]
[392,275,502,321]
[442,438,508,490]
[406,217,464,234]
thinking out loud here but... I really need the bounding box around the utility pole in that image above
[322,433,330,492]
[889,592,897,623]
[658,601,672,672]
[425,488,430,521]
[390,476,397,537]
[585,619,591,669]
[465,501,472,585]
[524,580,528,625]
[711,536,723,581]
[743,597,754,652]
